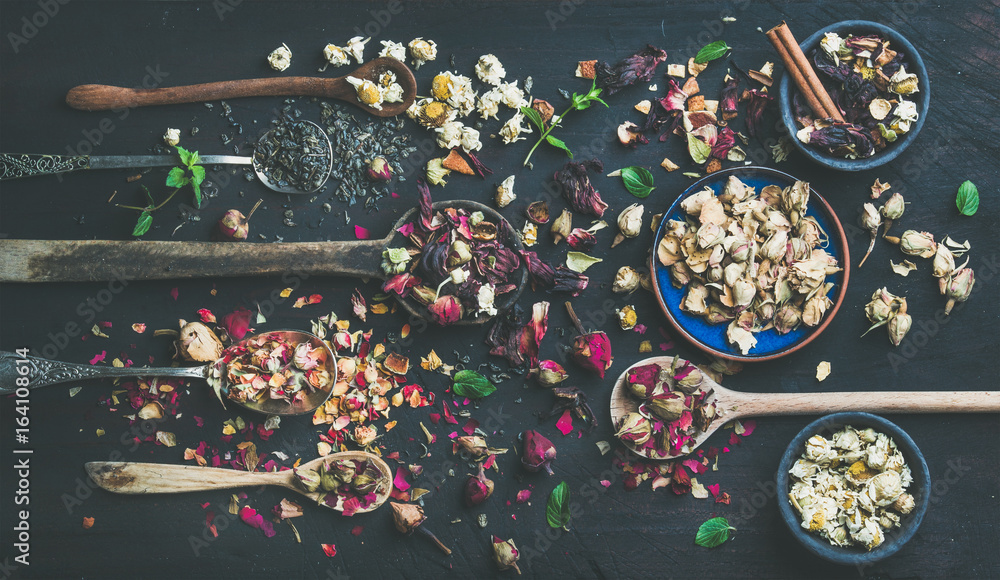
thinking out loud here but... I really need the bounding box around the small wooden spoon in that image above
[85,451,392,514]
[611,356,1000,460]
[66,57,416,117]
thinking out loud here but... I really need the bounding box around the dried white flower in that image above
[163,128,180,147]
[499,111,531,144]
[378,40,407,61]
[408,37,437,69]
[497,81,527,109]
[322,44,351,67]
[477,88,503,120]
[435,121,465,150]
[475,54,506,86]
[345,76,385,110]
[344,36,369,63]
[267,43,292,71]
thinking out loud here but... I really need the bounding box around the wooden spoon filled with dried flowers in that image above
[86,450,392,515]
[611,355,1000,461]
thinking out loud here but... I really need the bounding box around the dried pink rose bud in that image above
[645,393,685,422]
[464,464,495,506]
[427,295,464,326]
[625,363,659,399]
[887,299,912,346]
[390,502,452,555]
[614,412,651,446]
[521,429,557,475]
[565,302,613,378]
[941,267,974,315]
[528,360,569,387]
[367,156,393,182]
[218,199,262,241]
[492,536,522,574]
[886,230,936,258]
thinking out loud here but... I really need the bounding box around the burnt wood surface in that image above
[0,1,998,579]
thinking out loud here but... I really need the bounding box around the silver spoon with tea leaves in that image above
[0,119,333,194]
[0,330,335,416]
[610,355,1000,461]
[85,450,392,514]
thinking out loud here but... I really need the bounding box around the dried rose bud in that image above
[781,180,810,227]
[646,393,685,422]
[427,295,464,326]
[615,412,652,446]
[526,201,550,224]
[612,203,644,248]
[625,363,659,399]
[887,299,912,346]
[672,359,704,393]
[218,199,263,241]
[328,459,357,485]
[492,536,522,574]
[367,156,393,181]
[858,203,882,268]
[353,425,378,446]
[886,230,936,258]
[455,435,489,458]
[390,502,451,554]
[613,266,641,294]
[521,429,557,475]
[732,278,756,310]
[551,209,572,244]
[294,466,322,492]
[175,320,223,362]
[880,192,905,234]
[446,239,473,268]
[774,303,802,335]
[528,360,569,387]
[465,464,495,506]
[941,267,974,315]
[865,287,899,324]
[571,331,613,378]
[932,244,955,279]
[411,285,437,306]
[351,473,378,495]
[760,230,788,262]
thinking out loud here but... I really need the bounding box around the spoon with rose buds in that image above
[610,355,1000,461]
[85,450,392,514]
[0,330,335,416]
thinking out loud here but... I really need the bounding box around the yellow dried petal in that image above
[639,340,653,353]
[371,303,390,314]
[280,287,293,298]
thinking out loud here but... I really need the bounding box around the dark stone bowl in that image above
[776,412,930,566]
[777,20,930,171]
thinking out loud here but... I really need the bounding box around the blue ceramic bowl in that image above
[650,166,850,362]
[777,412,930,566]
[778,20,931,171]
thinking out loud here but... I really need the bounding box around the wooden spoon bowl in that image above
[66,57,417,117]
[86,450,392,514]
[610,355,1000,460]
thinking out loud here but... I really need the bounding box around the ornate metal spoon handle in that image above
[0,351,207,394]
[0,153,90,179]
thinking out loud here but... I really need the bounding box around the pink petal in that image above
[354,225,370,240]
[321,543,337,557]
[391,191,400,198]
[351,526,363,536]
[741,419,757,437]
[599,480,612,488]
[170,287,178,300]
[393,466,411,492]
[462,418,479,436]
[89,351,107,365]
[633,324,647,334]
[516,489,531,503]
[483,454,496,470]
[396,222,414,236]
[708,483,721,498]
[555,409,574,435]
[729,432,741,446]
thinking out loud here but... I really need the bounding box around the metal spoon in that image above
[0,330,335,416]
[0,119,333,194]
[610,355,1000,461]
[85,450,392,514]
[0,200,528,325]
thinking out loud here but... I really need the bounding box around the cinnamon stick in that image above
[766,21,846,123]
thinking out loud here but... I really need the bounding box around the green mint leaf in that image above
[621,166,655,198]
[132,211,153,237]
[571,93,590,111]
[187,150,201,168]
[956,180,979,216]
[175,145,196,167]
[521,106,545,131]
[591,96,609,108]
[141,184,155,205]
[546,481,571,529]
[695,517,735,548]
[190,164,206,186]
[546,135,574,158]
[191,179,202,208]
[166,167,189,188]
[451,370,496,399]
[694,41,731,64]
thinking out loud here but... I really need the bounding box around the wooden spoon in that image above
[610,356,1000,460]
[66,57,416,117]
[85,451,392,514]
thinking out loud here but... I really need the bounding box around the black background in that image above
[1,1,998,579]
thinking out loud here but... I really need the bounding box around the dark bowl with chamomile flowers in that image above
[776,412,931,566]
[778,20,931,171]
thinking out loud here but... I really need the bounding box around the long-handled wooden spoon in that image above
[66,57,416,117]
[85,451,392,514]
[611,356,1000,460]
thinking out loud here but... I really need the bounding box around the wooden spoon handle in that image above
[67,77,341,111]
[734,390,1000,417]
[86,461,290,494]
[0,238,386,282]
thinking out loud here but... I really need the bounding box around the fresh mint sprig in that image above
[521,79,609,167]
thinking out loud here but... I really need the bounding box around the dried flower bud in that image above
[351,473,378,495]
[367,156,393,182]
[328,459,357,485]
[353,425,378,446]
[625,364,658,399]
[555,159,607,218]
[175,320,223,362]
[781,180,810,226]
[495,175,516,208]
[612,203,644,248]
[773,303,802,335]
[390,502,426,534]
[732,278,756,310]
[528,360,569,387]
[865,287,899,324]
[465,465,495,506]
[447,240,473,268]
[492,536,521,574]
[672,359,704,393]
[892,230,937,258]
[571,331,613,378]
[615,412,652,446]
[218,199,262,241]
[761,230,788,262]
[887,299,912,346]
[892,492,915,515]
[941,268,975,314]
[612,266,641,294]
[932,244,955,279]
[521,430,557,475]
[881,192,905,220]
[163,128,180,147]
[697,223,726,249]
[551,209,572,244]
[427,295,464,326]
[646,394,685,422]
[410,285,437,306]
[294,467,322,492]
[861,203,881,233]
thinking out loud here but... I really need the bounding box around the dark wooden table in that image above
[1,1,998,578]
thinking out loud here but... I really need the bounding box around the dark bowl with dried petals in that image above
[778,20,930,171]
[650,166,850,362]
[777,412,930,566]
